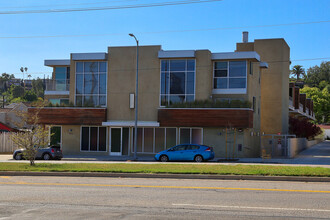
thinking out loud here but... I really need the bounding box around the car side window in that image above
[187,145,200,150]
[173,145,186,151]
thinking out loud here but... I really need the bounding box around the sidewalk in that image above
[1,141,329,167]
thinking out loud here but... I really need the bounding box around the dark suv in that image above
[13,145,63,160]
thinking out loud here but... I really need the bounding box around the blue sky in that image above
[0,0,329,79]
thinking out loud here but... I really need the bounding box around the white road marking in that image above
[172,203,330,212]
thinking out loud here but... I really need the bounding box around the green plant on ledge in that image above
[46,102,101,108]
[165,99,252,108]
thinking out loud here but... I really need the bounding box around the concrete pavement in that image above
[1,141,329,167]
[0,141,329,182]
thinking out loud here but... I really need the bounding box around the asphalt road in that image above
[0,176,329,219]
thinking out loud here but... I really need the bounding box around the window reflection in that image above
[75,61,107,106]
[160,59,195,106]
[214,61,247,90]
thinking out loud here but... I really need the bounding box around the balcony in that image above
[158,108,253,128]
[28,107,107,125]
[44,79,70,96]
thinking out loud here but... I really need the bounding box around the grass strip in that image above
[0,163,329,177]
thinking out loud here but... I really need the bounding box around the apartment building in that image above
[32,33,294,158]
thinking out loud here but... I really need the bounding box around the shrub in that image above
[166,99,251,108]
[289,117,322,139]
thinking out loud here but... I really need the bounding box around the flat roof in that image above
[71,52,107,60]
[158,50,195,58]
[211,51,260,61]
[44,59,70,67]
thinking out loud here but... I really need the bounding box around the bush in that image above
[289,117,322,139]
[166,99,251,108]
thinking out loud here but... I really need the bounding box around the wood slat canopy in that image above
[28,107,107,125]
[158,108,253,128]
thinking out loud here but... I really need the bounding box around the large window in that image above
[132,127,177,154]
[179,128,202,145]
[213,61,247,90]
[75,62,107,107]
[81,127,107,152]
[55,67,70,91]
[160,59,195,106]
[131,127,203,154]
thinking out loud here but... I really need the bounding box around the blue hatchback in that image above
[154,144,215,162]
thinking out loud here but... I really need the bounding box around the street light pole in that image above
[129,33,139,160]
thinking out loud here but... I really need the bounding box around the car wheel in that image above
[42,153,51,160]
[14,153,22,160]
[194,155,203,162]
[160,155,169,162]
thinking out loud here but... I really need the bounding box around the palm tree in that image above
[291,65,305,81]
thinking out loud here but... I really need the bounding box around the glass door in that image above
[110,128,122,156]
[50,126,61,147]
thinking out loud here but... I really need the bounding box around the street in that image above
[0,176,329,219]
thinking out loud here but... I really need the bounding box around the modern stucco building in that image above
[31,33,309,158]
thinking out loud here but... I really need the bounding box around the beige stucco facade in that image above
[237,38,290,135]
[43,36,292,159]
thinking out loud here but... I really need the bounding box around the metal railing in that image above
[45,79,70,91]
[289,96,293,107]
[299,103,304,113]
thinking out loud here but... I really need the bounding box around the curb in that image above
[1,171,330,182]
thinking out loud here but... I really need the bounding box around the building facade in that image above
[34,34,296,158]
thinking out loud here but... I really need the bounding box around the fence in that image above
[261,134,323,158]
[0,132,16,153]
[261,134,296,158]
[287,138,323,158]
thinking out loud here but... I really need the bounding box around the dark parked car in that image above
[154,144,215,162]
[13,145,63,160]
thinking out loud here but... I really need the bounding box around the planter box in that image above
[28,107,107,125]
[158,108,253,128]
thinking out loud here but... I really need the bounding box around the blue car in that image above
[154,144,215,162]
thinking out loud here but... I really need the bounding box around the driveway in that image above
[290,140,330,165]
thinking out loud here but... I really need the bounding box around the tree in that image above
[0,73,15,81]
[10,103,50,166]
[290,65,305,81]
[32,78,44,98]
[300,86,330,124]
[23,90,38,102]
[304,61,330,88]
[10,85,25,99]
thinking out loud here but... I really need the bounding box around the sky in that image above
[0,0,329,79]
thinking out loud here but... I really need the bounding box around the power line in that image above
[0,0,222,15]
[7,57,329,75]
[292,58,330,62]
[0,0,137,9]
[1,20,329,39]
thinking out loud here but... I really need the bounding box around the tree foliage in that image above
[290,65,305,81]
[2,78,44,104]
[31,78,44,99]
[300,86,330,124]
[10,103,50,166]
[304,61,330,88]
[289,117,322,140]
[0,73,15,81]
